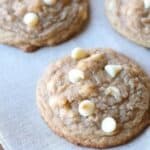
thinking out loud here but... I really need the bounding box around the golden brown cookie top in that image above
[0,0,87,32]
[105,0,150,47]
[0,0,88,51]
[40,48,150,137]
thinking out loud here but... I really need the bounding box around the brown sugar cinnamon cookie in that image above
[36,48,150,148]
[105,0,150,48]
[0,0,89,52]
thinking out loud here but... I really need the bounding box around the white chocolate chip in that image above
[69,69,84,83]
[127,9,133,16]
[48,96,59,108]
[71,47,89,60]
[144,0,150,9]
[43,0,57,5]
[23,12,39,27]
[89,53,104,61]
[101,117,117,133]
[108,0,117,11]
[79,100,95,117]
[105,86,120,100]
[47,81,54,91]
[105,65,122,78]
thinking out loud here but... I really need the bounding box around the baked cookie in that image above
[105,0,150,48]
[37,48,150,148]
[0,0,88,52]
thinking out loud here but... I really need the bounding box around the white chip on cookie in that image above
[43,0,57,5]
[23,12,39,27]
[144,0,150,9]
[47,81,54,91]
[89,53,104,61]
[101,117,117,133]
[69,69,84,83]
[48,96,58,108]
[71,47,89,60]
[105,86,120,100]
[105,65,122,78]
[108,0,117,11]
[79,100,95,117]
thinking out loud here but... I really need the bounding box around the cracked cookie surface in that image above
[105,0,150,48]
[37,48,150,148]
[0,0,88,52]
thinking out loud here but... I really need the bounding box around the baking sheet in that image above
[0,1,150,150]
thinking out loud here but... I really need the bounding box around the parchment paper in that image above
[0,1,149,150]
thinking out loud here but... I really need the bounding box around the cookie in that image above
[0,0,88,52]
[36,48,150,148]
[105,0,150,48]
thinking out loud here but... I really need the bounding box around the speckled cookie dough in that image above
[37,48,150,148]
[105,0,150,48]
[0,0,89,52]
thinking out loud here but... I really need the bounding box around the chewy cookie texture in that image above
[105,0,150,48]
[37,48,150,148]
[0,0,88,52]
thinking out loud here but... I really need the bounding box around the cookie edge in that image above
[105,0,150,48]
